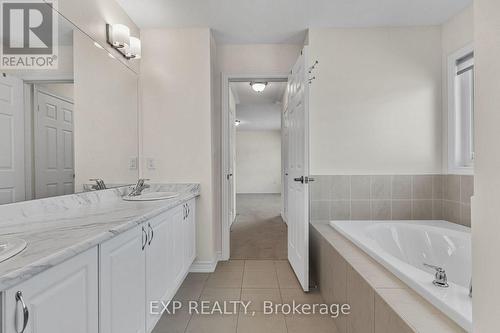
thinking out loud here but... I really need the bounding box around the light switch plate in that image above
[129,157,138,170]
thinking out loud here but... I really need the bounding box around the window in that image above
[448,46,474,173]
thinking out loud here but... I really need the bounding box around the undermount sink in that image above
[0,238,27,263]
[123,191,180,201]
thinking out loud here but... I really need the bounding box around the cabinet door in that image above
[100,225,146,333]
[145,211,175,331]
[3,247,98,333]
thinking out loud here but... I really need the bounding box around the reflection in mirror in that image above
[0,11,139,204]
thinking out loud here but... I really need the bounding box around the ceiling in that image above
[116,0,471,44]
[231,81,286,105]
[231,81,285,131]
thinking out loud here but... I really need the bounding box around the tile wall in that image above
[310,174,473,227]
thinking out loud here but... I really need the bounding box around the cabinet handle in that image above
[142,226,148,250]
[148,223,154,245]
[188,204,190,217]
[183,204,187,220]
[15,291,29,333]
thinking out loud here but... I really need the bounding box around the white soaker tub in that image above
[329,220,472,332]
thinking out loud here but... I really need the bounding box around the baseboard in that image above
[189,258,218,273]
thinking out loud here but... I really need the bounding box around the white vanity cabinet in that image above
[101,200,197,333]
[2,247,99,333]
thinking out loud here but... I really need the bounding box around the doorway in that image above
[222,48,311,291]
[228,80,287,260]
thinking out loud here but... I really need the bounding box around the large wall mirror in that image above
[0,10,139,204]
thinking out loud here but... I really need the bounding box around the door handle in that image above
[148,223,153,245]
[293,176,315,184]
[226,173,233,180]
[15,291,29,333]
[294,176,304,183]
[141,226,148,250]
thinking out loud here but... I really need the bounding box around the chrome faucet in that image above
[129,179,150,196]
[423,263,449,288]
[89,178,107,190]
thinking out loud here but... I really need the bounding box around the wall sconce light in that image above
[106,23,141,60]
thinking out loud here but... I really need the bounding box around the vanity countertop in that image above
[0,183,200,290]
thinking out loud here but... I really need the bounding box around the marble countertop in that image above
[0,183,200,290]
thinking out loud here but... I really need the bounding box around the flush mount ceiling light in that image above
[250,82,268,93]
[106,23,141,60]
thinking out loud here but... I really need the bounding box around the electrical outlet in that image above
[147,158,155,170]
[129,157,138,170]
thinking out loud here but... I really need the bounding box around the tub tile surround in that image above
[310,222,466,333]
[310,175,473,227]
[0,183,200,290]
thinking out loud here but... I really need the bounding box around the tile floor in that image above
[152,260,338,333]
[230,194,287,260]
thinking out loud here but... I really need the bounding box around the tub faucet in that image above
[129,179,150,196]
[423,263,449,288]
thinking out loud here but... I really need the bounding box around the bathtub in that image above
[329,220,472,332]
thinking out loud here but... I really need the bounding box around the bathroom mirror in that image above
[0,11,139,204]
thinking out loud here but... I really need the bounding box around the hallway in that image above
[230,194,287,260]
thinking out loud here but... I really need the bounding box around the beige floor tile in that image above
[240,288,282,312]
[242,270,279,288]
[185,313,238,333]
[152,309,192,333]
[215,260,245,273]
[174,281,206,301]
[280,288,324,305]
[184,273,210,284]
[285,314,338,333]
[275,261,302,289]
[204,271,243,289]
[200,288,241,303]
[237,312,287,333]
[244,260,276,272]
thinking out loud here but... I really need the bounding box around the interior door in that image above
[35,89,74,198]
[0,75,25,204]
[286,48,310,292]
[228,87,237,225]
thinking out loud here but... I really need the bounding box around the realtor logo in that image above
[0,0,58,69]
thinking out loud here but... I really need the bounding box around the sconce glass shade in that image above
[107,24,130,48]
[129,37,141,59]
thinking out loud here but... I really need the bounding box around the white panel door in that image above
[145,212,175,332]
[35,90,74,198]
[3,247,98,333]
[228,87,237,225]
[286,48,310,292]
[0,75,25,204]
[100,225,146,333]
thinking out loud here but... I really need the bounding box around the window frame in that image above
[447,44,475,175]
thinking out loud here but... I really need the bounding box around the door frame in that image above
[221,73,288,261]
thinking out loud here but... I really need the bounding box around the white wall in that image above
[140,28,215,263]
[236,130,282,194]
[441,6,474,172]
[473,1,500,331]
[308,27,442,175]
[73,31,139,190]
